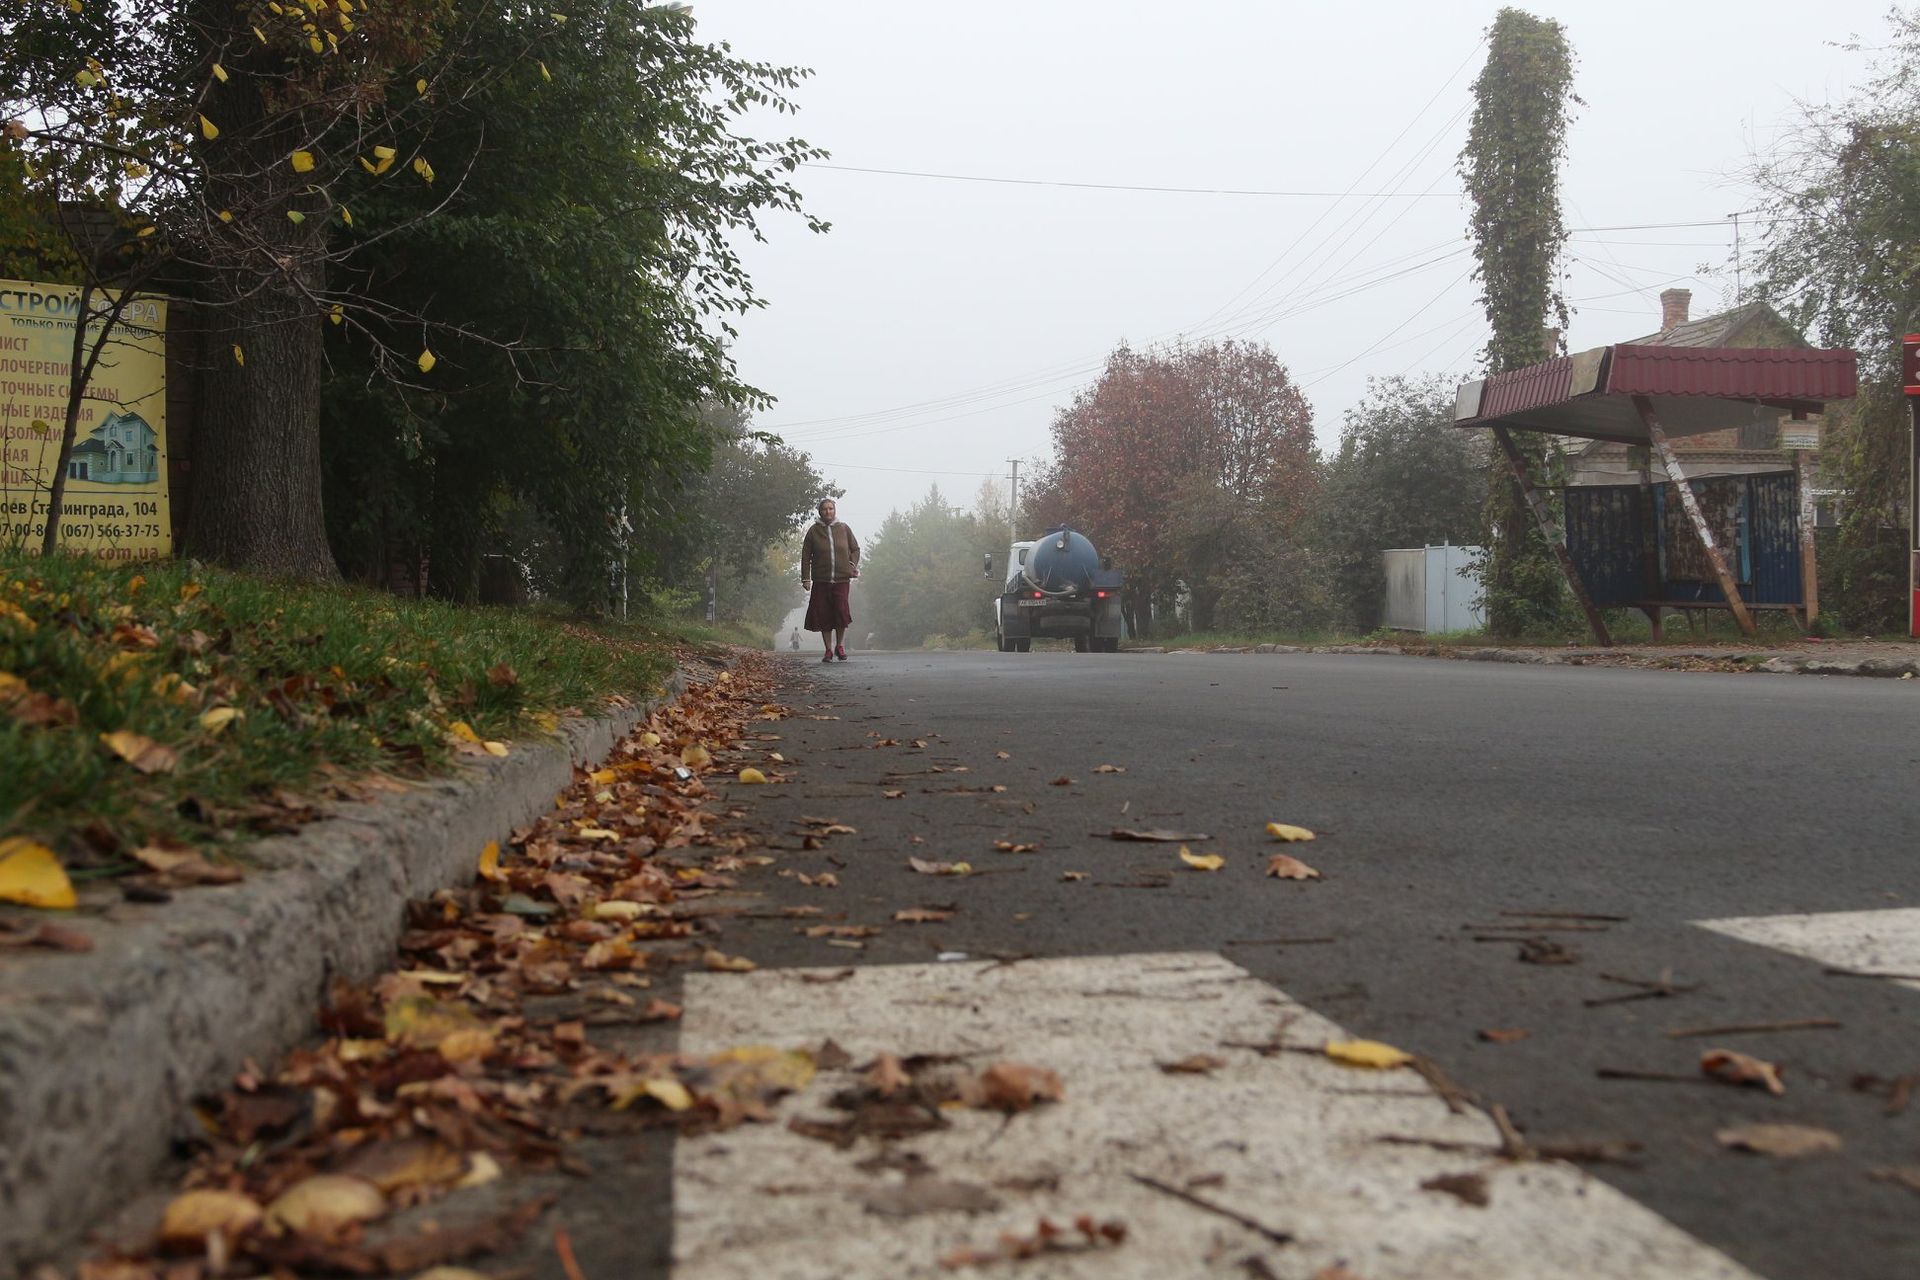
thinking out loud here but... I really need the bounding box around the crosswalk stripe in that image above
[1696,906,1920,990]
[671,952,1758,1279]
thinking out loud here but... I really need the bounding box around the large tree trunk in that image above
[179,7,338,580]
[185,283,336,578]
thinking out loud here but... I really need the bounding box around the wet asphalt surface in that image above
[646,647,1920,1280]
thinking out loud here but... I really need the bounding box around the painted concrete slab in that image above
[1696,906,1920,992]
[673,952,1759,1279]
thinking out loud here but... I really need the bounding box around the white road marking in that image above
[1696,906,1920,990]
[673,952,1758,1279]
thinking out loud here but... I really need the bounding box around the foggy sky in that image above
[699,1,1890,535]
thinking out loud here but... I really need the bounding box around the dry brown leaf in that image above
[1158,1054,1226,1075]
[882,789,905,799]
[1108,827,1209,843]
[1061,871,1089,882]
[1264,853,1320,880]
[894,907,955,923]
[1049,775,1073,786]
[1093,763,1126,773]
[866,1053,912,1096]
[969,1062,1064,1112]
[991,840,1037,854]
[133,841,244,886]
[802,924,880,939]
[1421,1171,1490,1207]
[1477,1027,1530,1044]
[704,949,757,972]
[1701,1048,1786,1095]
[994,750,1010,759]
[1716,1123,1841,1157]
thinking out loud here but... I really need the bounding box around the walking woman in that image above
[800,497,860,662]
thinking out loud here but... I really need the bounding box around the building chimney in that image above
[1660,288,1691,332]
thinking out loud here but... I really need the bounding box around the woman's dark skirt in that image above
[804,580,852,632]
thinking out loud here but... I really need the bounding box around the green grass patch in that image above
[1,551,681,876]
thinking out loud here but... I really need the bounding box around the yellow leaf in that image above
[211,62,228,83]
[308,35,323,52]
[340,206,352,227]
[329,303,344,325]
[619,1077,693,1112]
[252,25,266,41]
[1178,845,1225,872]
[358,156,377,174]
[232,344,245,366]
[135,226,156,237]
[589,768,617,785]
[1324,1039,1414,1069]
[217,208,233,222]
[0,838,78,910]
[199,114,219,139]
[539,60,551,81]
[476,840,502,881]
[100,729,178,774]
[1266,822,1316,842]
[641,731,661,747]
[74,69,98,88]
[703,949,756,973]
[482,741,508,757]
[159,1189,262,1248]
[412,155,435,183]
[290,149,316,173]
[416,78,429,94]
[266,1175,385,1236]
[286,209,305,223]
[447,720,480,743]
[199,706,242,733]
[550,11,568,22]
[417,348,436,373]
[593,900,648,921]
[680,743,710,767]
[737,767,768,784]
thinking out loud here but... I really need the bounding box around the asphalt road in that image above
[674,648,1920,1279]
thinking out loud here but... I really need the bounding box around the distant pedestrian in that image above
[864,632,875,650]
[789,628,800,651]
[800,497,859,662]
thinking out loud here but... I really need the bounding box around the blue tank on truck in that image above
[987,525,1125,653]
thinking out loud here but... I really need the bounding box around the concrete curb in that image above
[0,675,684,1276]
[1129,642,1920,678]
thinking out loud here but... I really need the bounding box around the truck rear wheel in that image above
[1015,638,1031,652]
[1073,635,1090,653]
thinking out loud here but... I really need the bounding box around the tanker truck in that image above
[986,525,1124,653]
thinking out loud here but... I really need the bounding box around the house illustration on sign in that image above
[64,411,159,484]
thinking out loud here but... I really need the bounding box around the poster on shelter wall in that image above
[1661,477,1746,584]
[0,276,170,560]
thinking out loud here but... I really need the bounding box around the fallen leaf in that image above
[476,840,503,881]
[863,1178,999,1218]
[681,743,711,767]
[738,767,769,784]
[894,907,954,923]
[908,857,972,876]
[1421,1171,1489,1207]
[866,1053,912,1096]
[1061,871,1089,882]
[0,837,77,909]
[100,729,178,774]
[1868,1165,1920,1195]
[1108,828,1209,842]
[969,1061,1065,1112]
[1179,846,1225,872]
[1477,1028,1530,1044]
[882,789,905,799]
[992,840,1037,854]
[1324,1039,1413,1069]
[1093,763,1127,773]
[482,741,509,757]
[266,1174,385,1236]
[1716,1123,1841,1157]
[1159,1054,1226,1075]
[199,705,243,733]
[158,1188,263,1250]
[132,842,243,886]
[1266,822,1316,842]
[1264,853,1320,880]
[995,750,1010,759]
[1049,775,1073,786]
[803,924,880,939]
[704,949,757,972]
[1701,1048,1786,1095]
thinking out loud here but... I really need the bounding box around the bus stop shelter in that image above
[1454,343,1858,646]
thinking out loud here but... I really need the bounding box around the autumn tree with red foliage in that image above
[1035,339,1317,636]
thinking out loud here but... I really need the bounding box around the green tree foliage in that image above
[312,0,826,605]
[1037,338,1317,636]
[859,486,1008,648]
[1457,7,1579,637]
[1315,376,1486,630]
[1752,7,1920,628]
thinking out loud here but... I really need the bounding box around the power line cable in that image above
[799,162,1462,200]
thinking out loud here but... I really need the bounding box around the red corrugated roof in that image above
[1476,355,1572,421]
[1605,345,1857,401]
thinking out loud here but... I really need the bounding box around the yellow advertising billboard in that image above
[0,277,170,560]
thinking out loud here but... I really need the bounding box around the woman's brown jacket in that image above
[800,520,860,584]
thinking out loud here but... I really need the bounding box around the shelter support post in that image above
[1630,445,1664,641]
[1490,425,1612,647]
[1794,443,1819,629]
[1632,395,1756,637]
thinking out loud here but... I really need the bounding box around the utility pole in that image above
[1006,458,1020,537]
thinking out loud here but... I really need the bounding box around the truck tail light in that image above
[1095,591,1108,598]
[1032,591,1044,599]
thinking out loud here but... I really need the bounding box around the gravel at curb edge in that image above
[0,672,689,1276]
